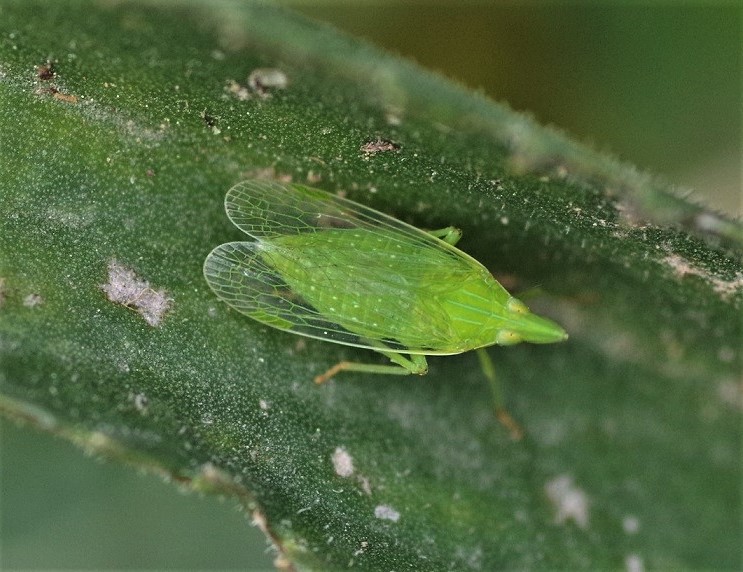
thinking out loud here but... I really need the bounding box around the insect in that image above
[204,180,567,437]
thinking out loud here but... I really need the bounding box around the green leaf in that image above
[1,1,740,570]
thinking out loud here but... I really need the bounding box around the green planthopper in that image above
[204,180,567,437]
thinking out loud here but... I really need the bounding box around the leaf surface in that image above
[1,1,740,569]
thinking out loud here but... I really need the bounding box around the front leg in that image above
[427,226,462,246]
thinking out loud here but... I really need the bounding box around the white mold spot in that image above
[622,515,641,535]
[331,446,354,478]
[717,380,743,410]
[358,474,372,496]
[252,508,270,535]
[23,293,44,308]
[100,260,172,326]
[544,474,590,529]
[374,504,400,522]
[663,253,743,300]
[625,553,644,572]
[385,111,402,126]
[197,462,234,489]
[131,392,149,414]
[353,540,369,557]
[717,345,735,363]
[225,79,251,101]
[361,137,400,155]
[247,68,288,98]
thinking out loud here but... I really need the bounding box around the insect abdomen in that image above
[262,229,462,351]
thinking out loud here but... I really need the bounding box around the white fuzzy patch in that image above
[545,474,590,529]
[625,553,644,572]
[331,447,354,478]
[374,504,400,522]
[23,293,44,307]
[101,260,171,326]
[622,515,640,535]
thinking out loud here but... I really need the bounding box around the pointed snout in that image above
[516,312,568,344]
[494,300,568,346]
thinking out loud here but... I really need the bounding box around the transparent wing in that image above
[223,179,455,254]
[204,239,476,354]
[206,180,493,354]
[204,241,381,350]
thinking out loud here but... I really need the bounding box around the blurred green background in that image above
[295,3,740,216]
[2,4,739,570]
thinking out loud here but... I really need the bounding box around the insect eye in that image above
[506,297,529,315]
[496,330,523,346]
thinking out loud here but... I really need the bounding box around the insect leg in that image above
[476,348,524,440]
[314,350,427,384]
[427,226,462,246]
